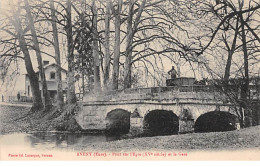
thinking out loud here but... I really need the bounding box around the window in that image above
[50,72,56,79]
[43,61,49,66]
[28,85,30,96]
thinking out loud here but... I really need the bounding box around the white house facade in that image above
[25,61,67,99]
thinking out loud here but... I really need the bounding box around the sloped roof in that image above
[25,63,67,75]
[42,63,67,72]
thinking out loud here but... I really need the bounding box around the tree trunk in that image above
[13,13,43,110]
[66,0,77,104]
[24,0,51,108]
[123,0,134,89]
[240,13,251,126]
[111,0,122,90]
[224,17,239,84]
[50,0,63,108]
[92,0,101,92]
[103,0,111,90]
[123,0,146,89]
[239,106,245,128]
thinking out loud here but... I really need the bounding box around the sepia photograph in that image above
[0,0,259,161]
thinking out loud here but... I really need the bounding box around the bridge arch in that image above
[143,110,179,136]
[105,109,131,135]
[194,111,239,133]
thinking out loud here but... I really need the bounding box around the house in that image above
[25,61,67,99]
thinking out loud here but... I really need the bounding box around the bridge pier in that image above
[179,119,194,133]
[178,108,195,133]
[129,109,144,135]
[130,117,144,135]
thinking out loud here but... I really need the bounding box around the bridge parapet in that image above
[83,85,227,103]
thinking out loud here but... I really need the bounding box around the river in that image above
[0,132,121,151]
[0,103,121,151]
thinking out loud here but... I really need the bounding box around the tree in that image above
[50,0,63,108]
[74,1,93,95]
[111,0,122,90]
[12,8,44,110]
[103,0,112,90]
[123,0,146,89]
[92,0,101,91]
[66,0,77,104]
[223,16,240,84]
[24,0,51,108]
[189,0,260,127]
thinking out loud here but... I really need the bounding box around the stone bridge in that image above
[76,86,239,135]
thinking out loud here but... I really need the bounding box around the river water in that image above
[0,103,123,151]
[0,132,121,151]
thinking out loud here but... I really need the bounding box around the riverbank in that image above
[0,104,32,134]
[1,103,260,152]
[74,125,260,152]
[0,103,81,134]
[0,101,32,107]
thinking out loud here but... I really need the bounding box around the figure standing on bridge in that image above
[168,66,177,79]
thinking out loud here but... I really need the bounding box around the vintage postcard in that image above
[0,0,260,161]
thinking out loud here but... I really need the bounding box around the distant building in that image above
[25,61,67,99]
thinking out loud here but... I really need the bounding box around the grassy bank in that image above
[75,125,260,151]
[0,103,81,134]
[0,104,32,134]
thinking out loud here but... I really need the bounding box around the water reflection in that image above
[1,132,121,151]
